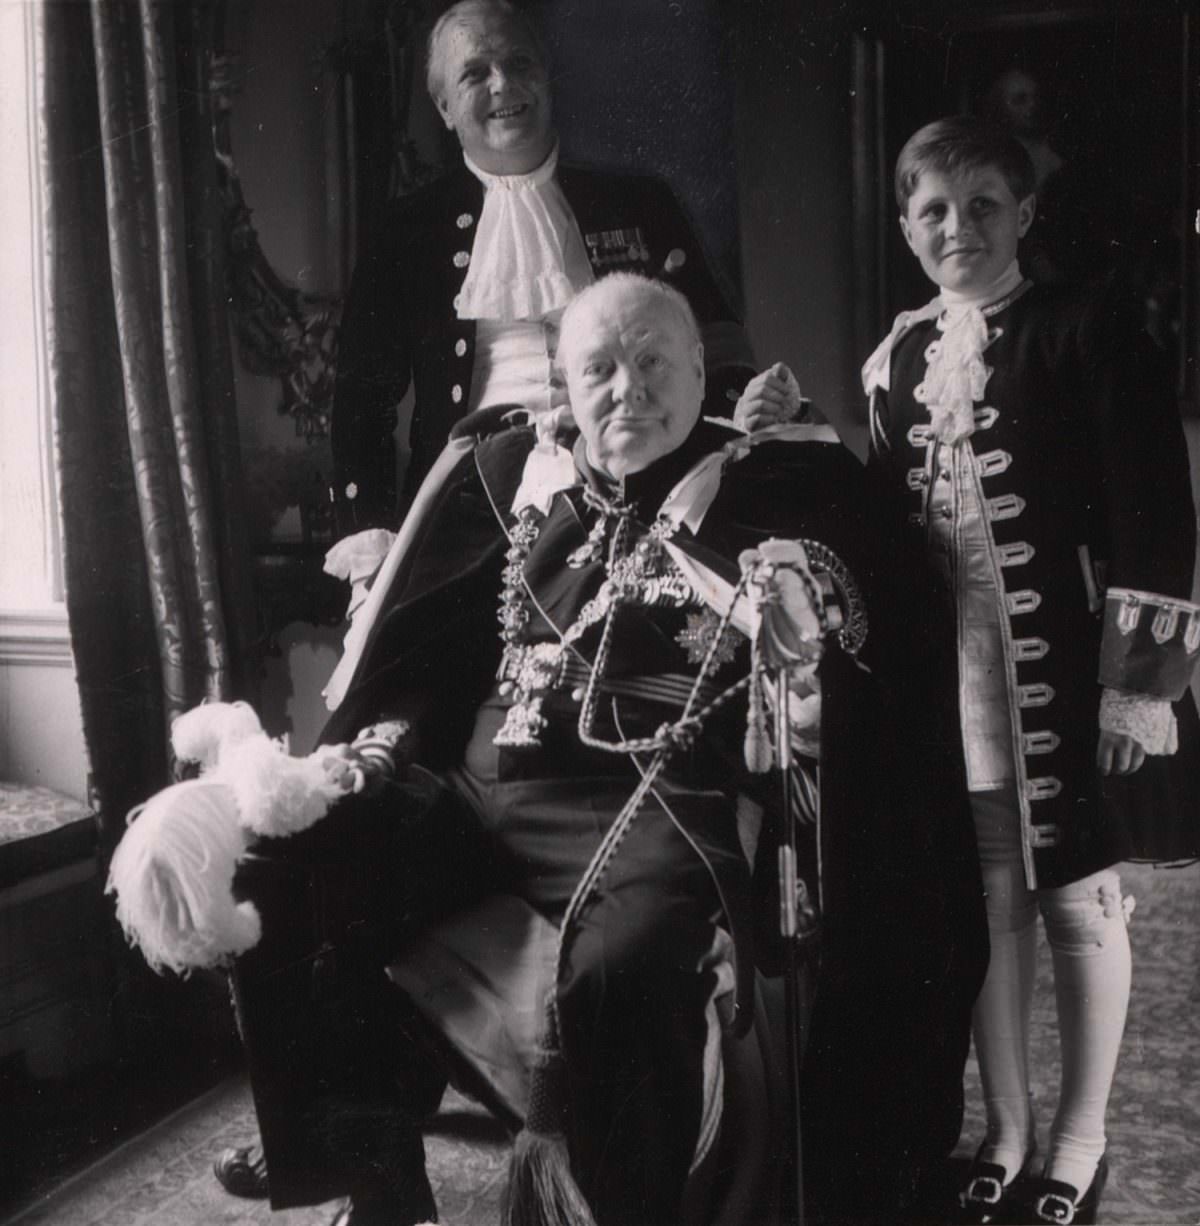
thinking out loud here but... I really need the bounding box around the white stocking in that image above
[1038,867,1131,1195]
[970,788,1038,1182]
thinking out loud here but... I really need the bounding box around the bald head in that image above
[558,273,701,370]
[559,275,705,480]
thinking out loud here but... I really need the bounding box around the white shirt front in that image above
[457,145,593,416]
[456,144,594,323]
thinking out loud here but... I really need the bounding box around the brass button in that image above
[456,213,474,229]
[451,384,463,404]
[455,338,467,357]
[453,251,470,268]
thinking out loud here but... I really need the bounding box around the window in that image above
[0,0,66,658]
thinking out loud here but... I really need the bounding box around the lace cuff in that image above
[1098,688,1178,755]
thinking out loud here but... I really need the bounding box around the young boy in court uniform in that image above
[865,116,1200,1224]
[740,114,1200,1224]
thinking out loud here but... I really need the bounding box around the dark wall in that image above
[541,0,863,447]
[732,3,862,453]
[536,0,742,311]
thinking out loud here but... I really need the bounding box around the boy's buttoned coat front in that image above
[871,279,1200,889]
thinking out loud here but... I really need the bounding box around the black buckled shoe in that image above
[212,1143,269,1199]
[1024,1155,1109,1225]
[955,1143,1037,1225]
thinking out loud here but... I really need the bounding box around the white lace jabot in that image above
[860,263,1025,402]
[457,144,594,322]
[916,261,1026,445]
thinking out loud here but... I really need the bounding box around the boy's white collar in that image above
[862,262,1028,398]
[939,260,1024,312]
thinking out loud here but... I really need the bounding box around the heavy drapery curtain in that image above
[38,0,259,852]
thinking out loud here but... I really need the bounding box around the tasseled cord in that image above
[501,1000,597,1226]
[503,555,752,1224]
[744,631,774,774]
[501,757,671,1226]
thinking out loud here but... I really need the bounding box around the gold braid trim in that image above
[798,540,868,656]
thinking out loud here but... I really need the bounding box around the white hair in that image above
[558,273,702,369]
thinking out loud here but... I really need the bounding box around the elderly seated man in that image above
[230,273,985,1226]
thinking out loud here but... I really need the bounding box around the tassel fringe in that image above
[501,1007,596,1226]
[502,1128,597,1226]
[744,645,774,774]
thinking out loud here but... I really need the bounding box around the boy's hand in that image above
[734,362,804,431]
[1097,729,1146,776]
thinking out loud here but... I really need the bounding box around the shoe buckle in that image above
[1035,1192,1076,1224]
[964,1175,1004,1206]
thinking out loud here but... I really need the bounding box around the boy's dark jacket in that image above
[871,278,1200,888]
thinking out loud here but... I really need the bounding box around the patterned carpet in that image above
[1,1083,509,1226]
[4,861,1196,1226]
[955,859,1200,1225]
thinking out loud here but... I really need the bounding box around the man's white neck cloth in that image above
[916,260,1025,445]
[457,143,594,322]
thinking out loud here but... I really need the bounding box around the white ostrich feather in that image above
[110,702,357,974]
[106,779,260,976]
[171,700,266,769]
[212,737,349,839]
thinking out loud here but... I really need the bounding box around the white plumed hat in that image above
[106,701,351,975]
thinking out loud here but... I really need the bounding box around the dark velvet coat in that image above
[233,421,986,1216]
[870,279,1200,889]
[324,422,887,1022]
[326,420,988,1214]
[331,163,756,530]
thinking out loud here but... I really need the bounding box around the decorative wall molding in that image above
[0,608,74,667]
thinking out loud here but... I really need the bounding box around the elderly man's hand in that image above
[315,745,389,797]
[734,362,805,432]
